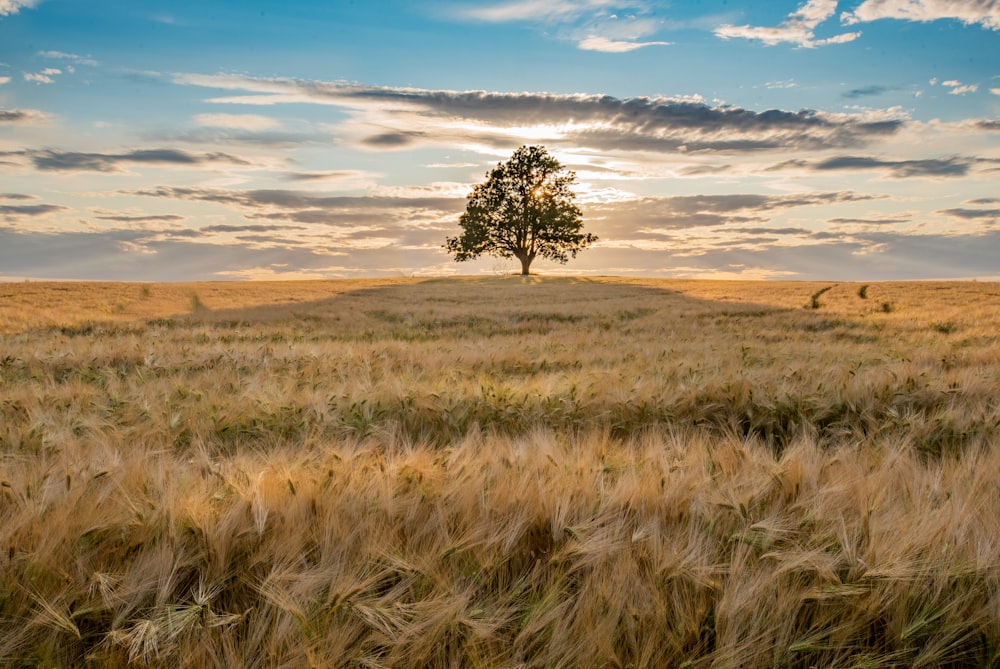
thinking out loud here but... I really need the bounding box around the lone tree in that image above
[445,145,596,276]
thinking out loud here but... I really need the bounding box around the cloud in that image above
[176,74,905,154]
[23,68,61,84]
[805,154,990,178]
[937,207,1000,220]
[930,78,980,95]
[0,203,67,220]
[37,50,99,67]
[201,223,307,233]
[0,0,40,16]
[194,113,281,131]
[452,0,670,52]
[0,76,9,85]
[587,191,877,238]
[27,148,253,172]
[132,185,463,214]
[0,224,394,281]
[455,0,624,23]
[842,0,1000,31]
[942,81,978,95]
[0,108,47,124]
[283,170,380,183]
[129,186,466,244]
[842,85,894,99]
[715,0,862,47]
[827,214,913,226]
[361,131,427,148]
[577,35,672,51]
[93,212,187,224]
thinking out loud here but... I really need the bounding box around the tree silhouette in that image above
[445,146,596,276]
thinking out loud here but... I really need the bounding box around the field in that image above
[1,276,999,668]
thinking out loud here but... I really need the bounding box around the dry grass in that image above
[1,276,999,667]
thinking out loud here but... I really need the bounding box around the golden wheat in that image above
[1,277,998,667]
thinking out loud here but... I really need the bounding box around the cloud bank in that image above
[176,74,905,154]
[843,0,1000,30]
[24,148,253,172]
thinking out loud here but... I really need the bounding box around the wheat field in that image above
[1,277,999,667]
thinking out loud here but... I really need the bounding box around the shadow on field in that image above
[97,275,988,458]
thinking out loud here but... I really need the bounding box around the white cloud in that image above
[577,35,671,51]
[23,68,61,84]
[842,0,1000,30]
[949,84,979,95]
[934,79,980,95]
[452,0,670,53]
[194,113,282,131]
[715,0,862,47]
[992,88,1000,96]
[37,50,99,67]
[456,0,623,23]
[0,0,40,16]
[0,76,10,85]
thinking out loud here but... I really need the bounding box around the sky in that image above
[0,0,998,282]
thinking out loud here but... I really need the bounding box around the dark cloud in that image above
[155,228,204,239]
[362,131,426,148]
[133,186,464,217]
[679,164,732,176]
[842,85,893,99]
[588,191,876,235]
[94,213,186,223]
[726,226,812,235]
[814,155,975,177]
[564,230,1000,281]
[772,155,996,178]
[284,171,367,182]
[977,120,1000,132]
[165,128,332,148]
[202,223,307,233]
[1,193,38,200]
[234,234,309,246]
[828,215,912,226]
[937,208,1000,220]
[0,203,68,219]
[0,225,451,282]
[0,109,45,124]
[180,75,906,153]
[29,148,252,172]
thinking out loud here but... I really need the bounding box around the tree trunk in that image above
[514,249,535,275]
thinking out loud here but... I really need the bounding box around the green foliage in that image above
[444,146,596,275]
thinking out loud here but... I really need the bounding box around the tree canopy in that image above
[445,145,596,275]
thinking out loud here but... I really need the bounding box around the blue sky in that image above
[1,0,998,281]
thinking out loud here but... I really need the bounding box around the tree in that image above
[445,145,596,276]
